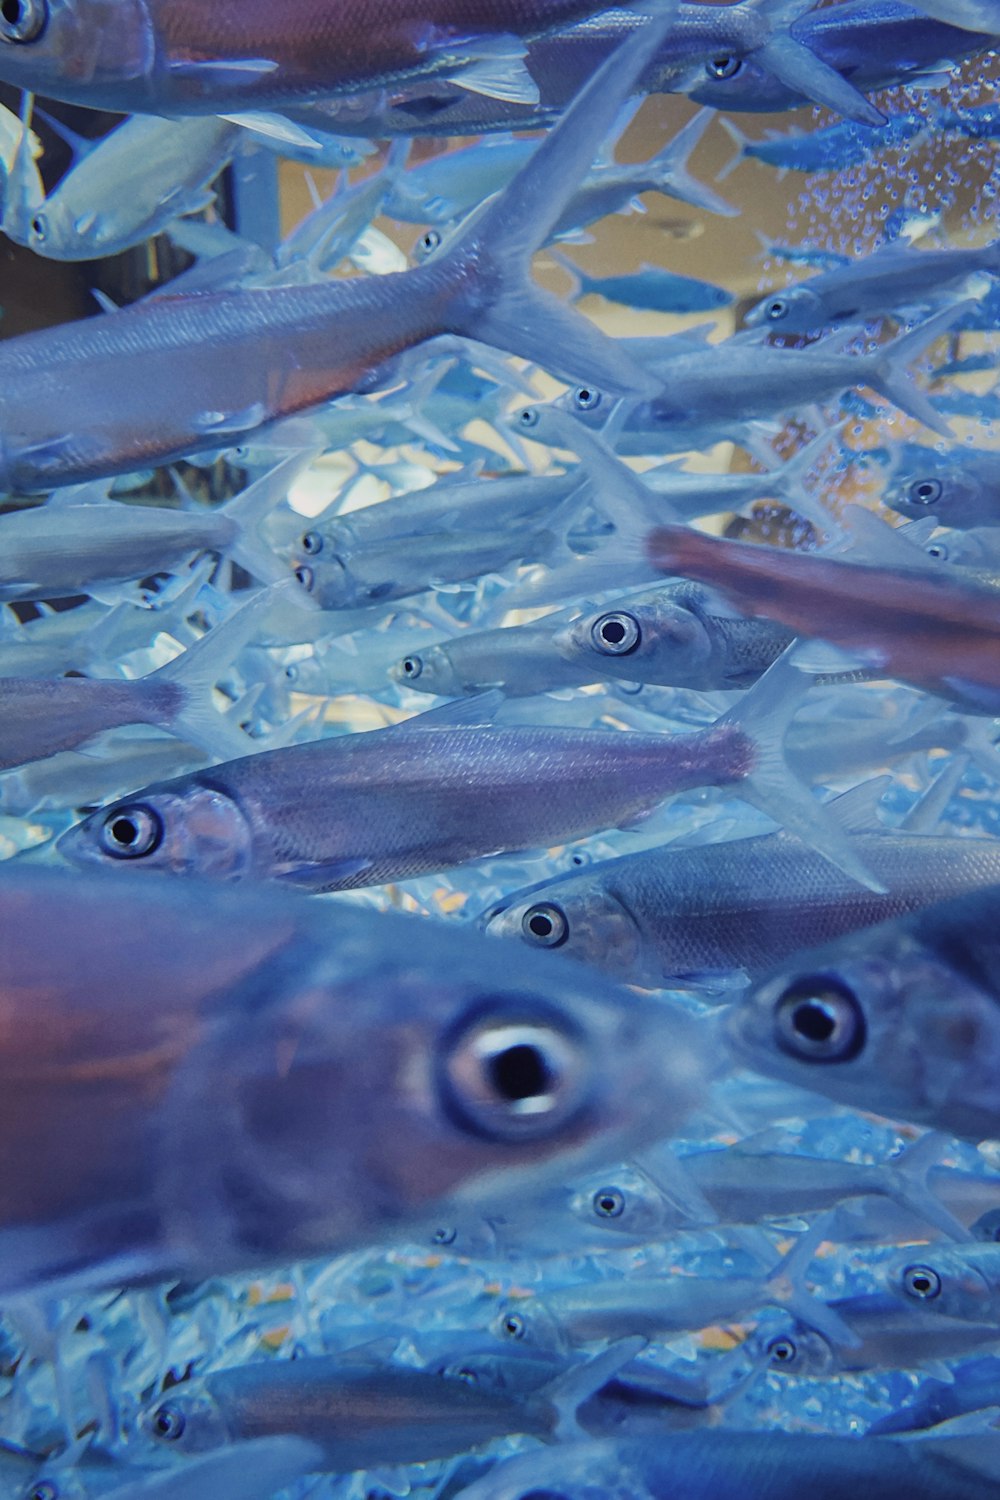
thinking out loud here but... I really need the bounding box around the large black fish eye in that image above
[767,1335,797,1365]
[518,406,540,428]
[432,1225,457,1245]
[501,1311,526,1339]
[439,1000,589,1141]
[592,1186,626,1219]
[150,1402,186,1441]
[901,1264,942,1301]
[30,212,47,242]
[294,565,315,591]
[520,902,568,948]
[907,478,943,506]
[24,1483,59,1500]
[99,804,163,860]
[400,655,423,680]
[0,0,46,42]
[301,530,324,555]
[573,387,602,412]
[591,611,640,656]
[766,297,788,321]
[707,53,742,79]
[925,542,949,561]
[420,228,441,254]
[773,976,865,1063]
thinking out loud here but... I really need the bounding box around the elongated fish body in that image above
[773,1293,1000,1375]
[0,865,707,1297]
[646,522,1000,713]
[482,822,1000,988]
[0,676,188,770]
[882,441,1000,529]
[746,239,1000,334]
[881,1242,1000,1323]
[393,620,594,698]
[0,0,623,114]
[0,503,237,601]
[869,1356,1000,1435]
[450,1428,1000,1500]
[56,717,754,889]
[729,885,1000,1143]
[0,12,676,491]
[723,112,928,177]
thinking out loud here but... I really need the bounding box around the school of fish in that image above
[3,0,1000,1496]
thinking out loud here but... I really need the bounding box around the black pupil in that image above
[578,389,592,404]
[2,0,24,23]
[528,912,553,938]
[404,659,416,674]
[155,1411,175,1435]
[792,1000,836,1043]
[601,619,626,645]
[599,1195,617,1213]
[111,816,138,847]
[489,1043,550,1102]
[917,484,936,499]
[911,1273,933,1294]
[774,1342,792,1360]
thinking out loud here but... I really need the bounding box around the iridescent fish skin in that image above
[483,815,1000,989]
[0,12,671,491]
[883,1242,1000,1322]
[745,239,1000,334]
[392,618,592,698]
[0,865,708,1297]
[881,441,1000,529]
[728,885,1000,1143]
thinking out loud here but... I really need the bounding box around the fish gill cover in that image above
[3,2,1000,1498]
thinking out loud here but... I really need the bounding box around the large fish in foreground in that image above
[0,9,673,493]
[728,885,1000,1143]
[0,866,709,1298]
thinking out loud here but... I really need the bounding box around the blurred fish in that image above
[483,780,1000,990]
[0,865,708,1296]
[27,1438,325,1500]
[718,110,930,179]
[554,250,733,315]
[728,884,1000,1142]
[880,441,1000,530]
[745,238,1000,334]
[869,1356,1000,1435]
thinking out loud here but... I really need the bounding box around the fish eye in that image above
[432,1225,456,1245]
[520,902,568,949]
[573,387,601,412]
[767,1335,797,1365]
[926,542,949,561]
[707,53,742,79]
[30,212,46,242]
[901,1264,942,1301]
[517,406,540,428]
[590,611,640,656]
[0,0,46,43]
[501,1311,526,1339]
[400,655,423,680]
[99,804,163,860]
[772,976,865,1063]
[765,297,788,321]
[294,565,315,591]
[420,229,441,254]
[24,1483,59,1500]
[438,1000,591,1142]
[301,531,324,555]
[150,1402,186,1441]
[591,1186,625,1219]
[907,478,942,506]
[284,664,299,683]
[971,1208,1000,1242]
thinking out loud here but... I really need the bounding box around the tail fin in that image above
[537,1336,646,1441]
[876,1133,973,1241]
[771,424,847,531]
[221,450,320,584]
[716,648,886,892]
[434,7,680,397]
[763,1214,862,1348]
[867,303,969,438]
[152,585,291,758]
[716,117,751,182]
[754,0,885,124]
[647,107,738,218]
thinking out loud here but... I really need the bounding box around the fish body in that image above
[728,885,1000,1143]
[483,815,1000,989]
[745,239,1000,333]
[720,110,929,177]
[0,865,705,1297]
[869,1356,1000,1435]
[392,618,593,698]
[562,259,733,315]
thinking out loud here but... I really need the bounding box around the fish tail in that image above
[716,117,750,182]
[221,451,319,584]
[538,1335,647,1442]
[753,0,886,125]
[771,423,847,531]
[651,107,739,217]
[149,585,290,758]
[869,301,968,438]
[766,1213,862,1348]
[436,7,679,396]
[717,647,887,893]
[880,1133,973,1241]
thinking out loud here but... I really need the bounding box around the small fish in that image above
[57,653,880,893]
[881,441,1000,530]
[728,885,1000,1143]
[883,1242,1000,1323]
[745,238,1000,334]
[554,250,733,315]
[0,864,707,1296]
[392,615,594,699]
[483,780,1000,991]
[718,110,930,179]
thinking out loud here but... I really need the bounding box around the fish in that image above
[718,111,931,179]
[644,509,1000,714]
[745,238,1000,334]
[56,652,880,893]
[869,1356,1000,1435]
[727,884,1000,1143]
[446,1426,1000,1500]
[904,0,1000,32]
[391,613,596,699]
[0,864,709,1297]
[882,1241,1000,1323]
[880,440,1000,530]
[0,10,675,492]
[482,780,1000,990]
[554,251,733,316]
[25,1439,326,1500]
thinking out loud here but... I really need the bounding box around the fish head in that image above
[480,876,644,982]
[566,1162,676,1244]
[141,1382,230,1455]
[290,527,354,609]
[728,920,1000,1140]
[492,1296,565,1356]
[755,1317,836,1376]
[884,1246,995,1322]
[0,0,153,104]
[556,596,712,685]
[744,284,826,335]
[390,642,461,696]
[56,783,255,879]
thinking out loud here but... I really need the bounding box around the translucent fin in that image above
[898,754,968,834]
[756,32,885,125]
[223,111,321,149]
[879,1132,974,1241]
[868,302,971,438]
[450,36,540,105]
[765,1213,862,1348]
[716,117,750,182]
[222,451,319,585]
[539,1335,646,1440]
[650,107,739,218]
